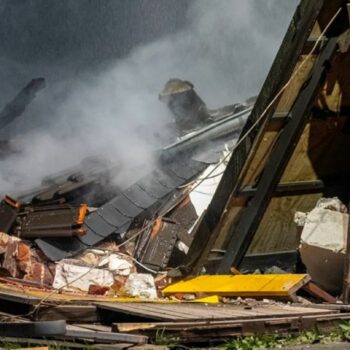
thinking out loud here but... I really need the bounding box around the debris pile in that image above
[1,1,350,347]
[296,197,348,294]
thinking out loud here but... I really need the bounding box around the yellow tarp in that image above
[162,274,310,297]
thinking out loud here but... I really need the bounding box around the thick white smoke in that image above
[0,0,298,195]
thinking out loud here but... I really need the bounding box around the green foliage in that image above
[224,322,350,350]
[155,328,182,348]
[225,334,279,350]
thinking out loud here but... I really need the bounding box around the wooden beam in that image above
[113,312,350,343]
[303,282,337,303]
[162,274,310,299]
[34,305,98,322]
[216,37,339,274]
[183,0,327,276]
[239,180,326,197]
[342,194,350,303]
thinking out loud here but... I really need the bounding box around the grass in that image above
[224,321,350,350]
[153,320,350,350]
[2,321,350,349]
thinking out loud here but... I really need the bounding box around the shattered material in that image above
[0,232,54,286]
[53,260,114,292]
[298,198,348,294]
[125,273,158,299]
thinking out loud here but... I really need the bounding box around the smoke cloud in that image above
[0,0,298,196]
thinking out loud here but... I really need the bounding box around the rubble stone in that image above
[298,198,348,294]
[125,273,158,299]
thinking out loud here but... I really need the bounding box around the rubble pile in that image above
[1,1,350,344]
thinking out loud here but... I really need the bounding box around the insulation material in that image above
[79,250,135,276]
[101,253,134,276]
[298,198,348,294]
[188,159,227,234]
[53,260,114,292]
[125,273,158,299]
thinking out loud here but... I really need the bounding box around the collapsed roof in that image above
[0,78,254,266]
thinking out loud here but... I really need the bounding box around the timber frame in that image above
[185,0,350,289]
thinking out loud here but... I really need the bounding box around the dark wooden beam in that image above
[239,180,326,197]
[216,37,339,274]
[183,0,327,276]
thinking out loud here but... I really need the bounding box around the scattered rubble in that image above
[0,2,349,347]
[297,198,348,294]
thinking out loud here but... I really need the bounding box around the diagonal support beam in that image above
[0,78,45,131]
[216,37,339,274]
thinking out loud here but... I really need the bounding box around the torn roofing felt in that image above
[35,156,208,261]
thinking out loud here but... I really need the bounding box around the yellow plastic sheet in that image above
[163,274,310,298]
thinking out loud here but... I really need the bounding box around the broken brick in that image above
[88,284,110,296]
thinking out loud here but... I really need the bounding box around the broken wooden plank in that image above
[96,300,331,323]
[113,312,350,343]
[64,324,148,344]
[162,274,310,298]
[303,282,337,303]
[34,304,98,322]
[72,324,112,332]
[0,78,45,131]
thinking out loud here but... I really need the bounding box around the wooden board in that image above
[162,274,310,298]
[183,0,326,275]
[248,193,322,254]
[113,312,350,343]
[34,305,98,322]
[247,116,350,254]
[281,117,350,182]
[96,301,333,323]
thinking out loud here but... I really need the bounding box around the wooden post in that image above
[342,201,350,303]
